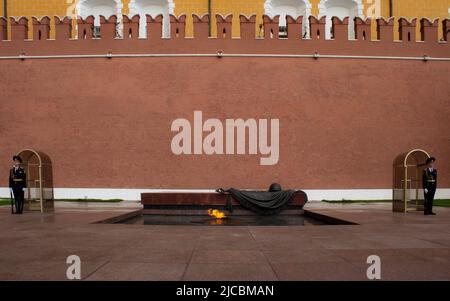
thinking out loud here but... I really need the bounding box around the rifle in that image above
[10,188,14,214]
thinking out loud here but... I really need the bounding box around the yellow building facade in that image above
[1,0,449,39]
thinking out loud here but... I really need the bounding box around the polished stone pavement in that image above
[0,202,449,281]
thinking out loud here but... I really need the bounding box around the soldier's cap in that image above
[426,157,436,164]
[12,155,22,163]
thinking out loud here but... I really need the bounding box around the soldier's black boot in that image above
[429,201,435,215]
[424,199,429,215]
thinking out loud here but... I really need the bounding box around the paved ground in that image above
[0,202,449,281]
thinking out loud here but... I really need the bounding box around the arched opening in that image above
[264,0,312,38]
[318,0,363,40]
[393,149,430,213]
[128,0,174,38]
[15,149,54,213]
[77,0,123,38]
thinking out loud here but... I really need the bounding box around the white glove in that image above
[22,188,26,191]
[424,188,428,193]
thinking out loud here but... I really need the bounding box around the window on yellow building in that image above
[77,0,124,38]
[264,0,312,38]
[128,0,175,38]
[318,0,364,40]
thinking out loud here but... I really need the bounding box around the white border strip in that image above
[1,187,449,201]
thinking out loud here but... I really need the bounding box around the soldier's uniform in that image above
[422,160,437,215]
[9,158,27,214]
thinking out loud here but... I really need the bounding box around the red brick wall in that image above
[1,57,449,189]
[0,15,449,190]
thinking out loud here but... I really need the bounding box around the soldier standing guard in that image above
[422,157,437,215]
[9,155,27,214]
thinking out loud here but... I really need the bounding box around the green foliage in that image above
[321,199,450,207]
[0,198,124,205]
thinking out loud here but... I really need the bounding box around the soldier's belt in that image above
[12,179,23,181]
[426,180,436,182]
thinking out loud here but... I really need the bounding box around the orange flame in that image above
[207,208,226,219]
